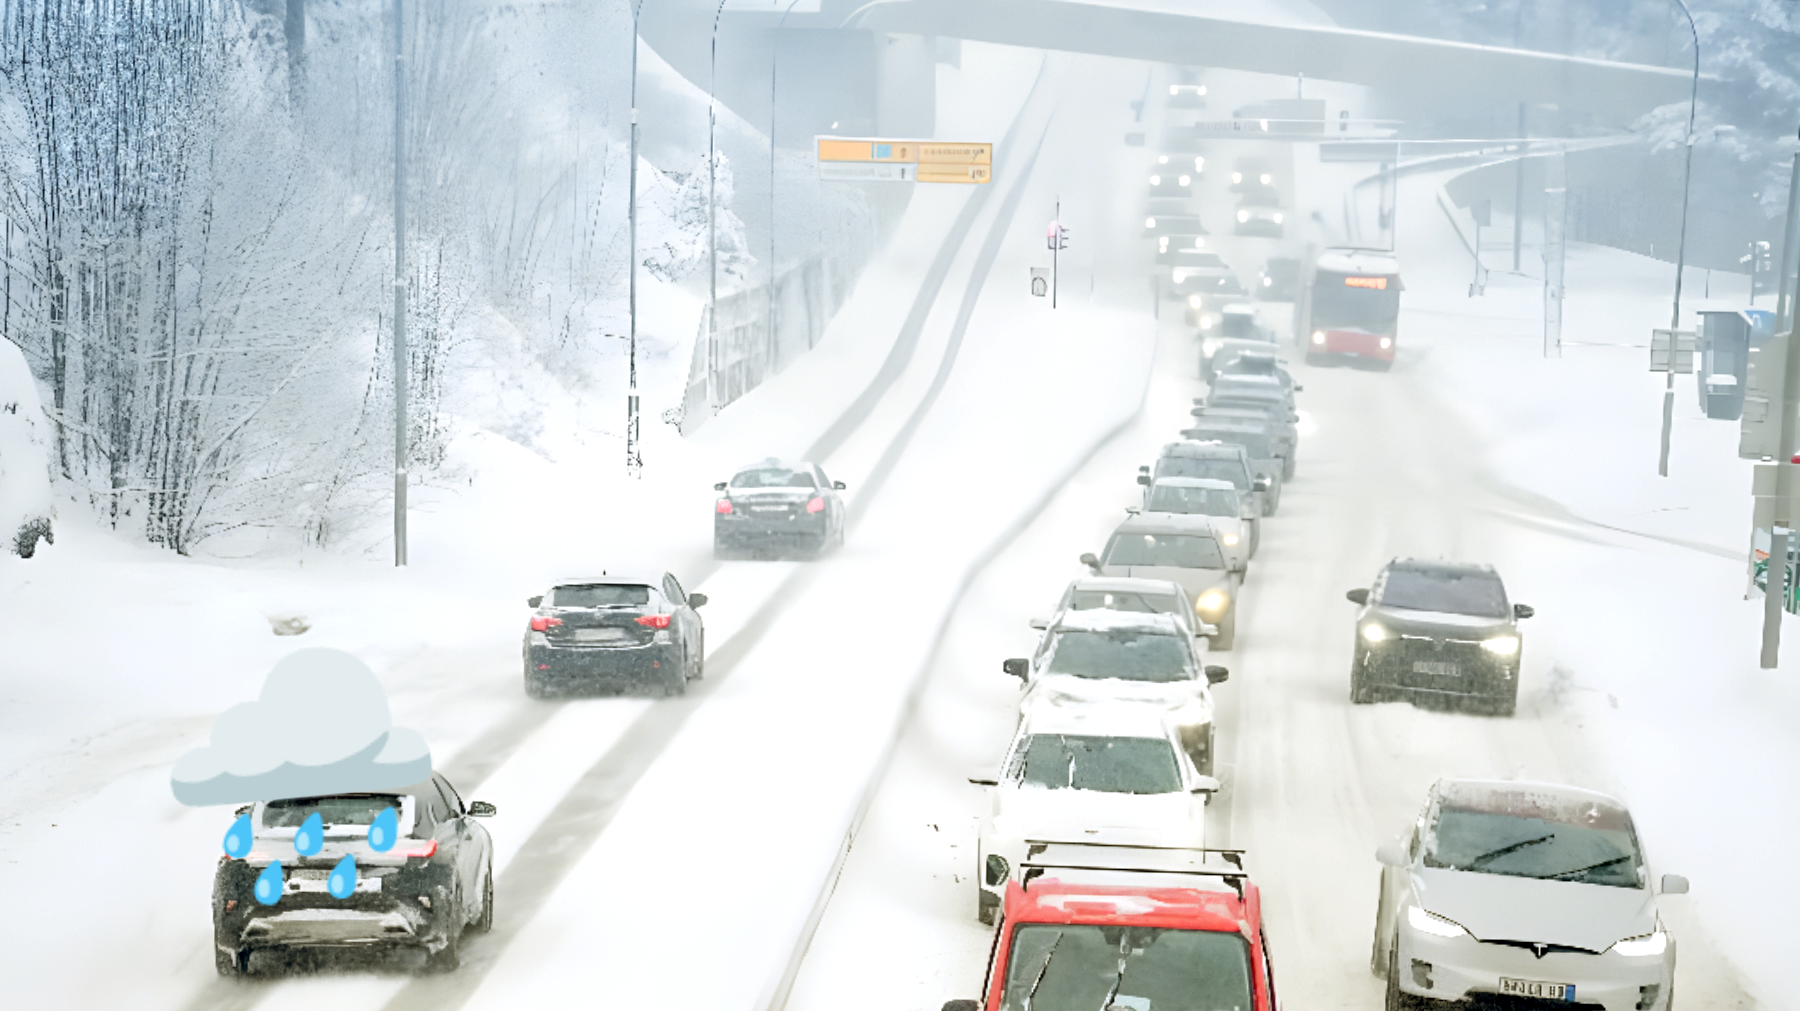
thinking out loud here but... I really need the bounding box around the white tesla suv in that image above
[1372,779,1686,1011]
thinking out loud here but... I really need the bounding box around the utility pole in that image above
[1511,0,1527,272]
[1656,0,1700,479]
[708,0,728,414]
[392,0,408,566]
[1760,143,1800,668]
[626,0,646,476]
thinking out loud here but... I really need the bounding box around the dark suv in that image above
[1345,560,1533,715]
[523,575,707,697]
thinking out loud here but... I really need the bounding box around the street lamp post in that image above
[1656,0,1700,478]
[707,0,729,413]
[769,0,806,372]
[626,0,648,476]
[392,0,409,565]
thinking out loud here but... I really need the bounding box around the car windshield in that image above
[999,924,1253,1011]
[553,584,652,608]
[1044,628,1196,682]
[1425,797,1644,889]
[1067,589,1182,618]
[1182,427,1270,459]
[1379,567,1509,618]
[263,794,401,829]
[1015,735,1184,794]
[1155,457,1249,489]
[1222,357,1279,378]
[1103,532,1226,570]
[731,467,816,489]
[1148,484,1239,517]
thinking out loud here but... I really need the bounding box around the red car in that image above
[941,841,1280,1011]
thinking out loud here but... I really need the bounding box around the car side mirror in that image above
[1660,873,1689,895]
[1346,588,1370,605]
[688,592,708,609]
[833,480,847,490]
[943,1001,982,1011]
[966,775,999,788]
[1190,775,1221,794]
[527,595,543,608]
[1002,658,1029,680]
[1513,603,1534,619]
[467,801,497,818]
[1028,618,1049,630]
[1138,465,1150,474]
[1136,474,1151,486]
[1079,552,1102,572]
[1204,665,1229,684]
[714,481,727,491]
[1375,841,1409,867]
[1294,384,1304,392]
[1252,477,1271,491]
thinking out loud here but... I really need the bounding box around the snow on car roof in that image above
[1113,512,1220,538]
[1390,557,1498,577]
[1317,247,1400,274]
[1212,374,1283,389]
[1220,303,1258,316]
[1020,694,1182,737]
[1050,608,1187,634]
[1162,440,1249,459]
[1152,477,1237,491]
[1066,575,1187,595]
[551,575,662,589]
[735,458,813,472]
[1435,778,1633,832]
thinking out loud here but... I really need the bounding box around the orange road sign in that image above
[816,136,993,184]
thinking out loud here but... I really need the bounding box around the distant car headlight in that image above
[1169,84,1180,96]
[1194,157,1205,171]
[1272,212,1284,224]
[1481,636,1520,656]
[1361,623,1388,643]
[1200,314,1217,329]
[1221,533,1239,546]
[1197,86,1207,96]
[1262,276,1273,287]
[1196,589,1230,614]
[1611,931,1668,958]
[1311,331,1326,345]
[1146,217,1157,229]
[1188,295,1203,309]
[1380,337,1394,349]
[1408,906,1468,938]
[1202,339,1221,356]
[1178,174,1191,187]
[1150,175,1162,186]
[1259,173,1272,185]
[1236,210,1250,223]
[1232,172,1243,184]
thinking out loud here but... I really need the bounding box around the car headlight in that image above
[1272,212,1284,224]
[1260,173,1272,185]
[1202,339,1221,355]
[1236,210,1250,223]
[1408,906,1468,938]
[1232,172,1243,184]
[1150,175,1162,186]
[1188,295,1202,309]
[1311,331,1326,345]
[1173,270,1187,283]
[1146,217,1157,229]
[1380,337,1393,349]
[1262,276,1272,287]
[1178,174,1191,187]
[1361,623,1388,643]
[1196,589,1229,614]
[1481,636,1520,656]
[1611,931,1668,958]
[1169,85,1180,96]
[1200,314,1216,329]
[1221,533,1239,546]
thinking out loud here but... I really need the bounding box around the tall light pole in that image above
[769,0,806,374]
[626,0,648,476]
[1760,135,1800,668]
[707,0,729,414]
[1656,0,1700,478]
[392,0,409,565]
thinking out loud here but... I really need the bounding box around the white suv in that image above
[1373,779,1685,1011]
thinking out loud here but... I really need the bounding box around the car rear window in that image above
[1379,568,1508,618]
[731,467,816,489]
[1103,532,1226,570]
[1148,484,1239,517]
[264,794,401,829]
[1155,457,1248,489]
[1067,589,1181,618]
[1015,734,1183,794]
[1000,924,1252,1011]
[552,584,653,608]
[1044,629,1195,683]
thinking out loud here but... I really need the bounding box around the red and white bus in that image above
[1302,247,1403,370]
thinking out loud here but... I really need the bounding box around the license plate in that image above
[289,868,382,894]
[1412,660,1459,676]
[575,628,626,642]
[1500,978,1574,1001]
[751,506,786,513]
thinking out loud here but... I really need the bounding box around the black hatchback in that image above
[522,575,707,697]
[1345,559,1533,716]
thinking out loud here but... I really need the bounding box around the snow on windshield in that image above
[1014,735,1182,794]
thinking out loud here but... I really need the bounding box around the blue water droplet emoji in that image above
[254,860,284,906]
[327,854,358,900]
[367,807,398,852]
[222,813,253,859]
[293,812,323,856]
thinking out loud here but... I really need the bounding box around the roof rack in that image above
[1020,840,1248,897]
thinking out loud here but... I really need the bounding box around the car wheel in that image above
[425,893,462,973]
[214,947,245,978]
[524,669,550,699]
[660,660,687,697]
[471,869,493,934]
[1385,941,1415,1011]
[977,887,999,926]
[1210,610,1237,651]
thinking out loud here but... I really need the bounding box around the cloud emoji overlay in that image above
[171,648,431,806]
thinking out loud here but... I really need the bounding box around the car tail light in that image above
[530,616,563,632]
[716,498,733,514]
[806,496,825,514]
[635,614,671,629]
[397,839,437,860]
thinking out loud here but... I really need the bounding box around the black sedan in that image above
[1345,559,1533,715]
[523,574,707,697]
[212,773,495,975]
[713,458,847,558]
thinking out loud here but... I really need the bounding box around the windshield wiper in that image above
[1546,855,1633,881]
[1022,932,1063,1011]
[1464,833,1554,869]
